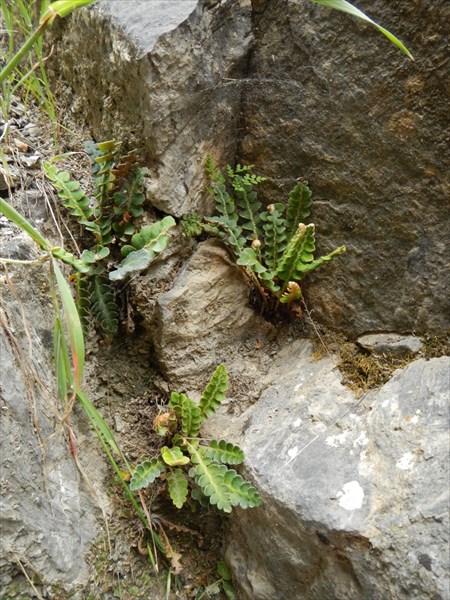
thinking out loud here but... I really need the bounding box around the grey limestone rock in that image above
[0,234,101,593]
[151,239,265,387]
[51,0,253,216]
[224,341,450,599]
[357,332,424,356]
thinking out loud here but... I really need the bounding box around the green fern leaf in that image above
[109,216,176,281]
[180,395,203,438]
[275,223,311,283]
[285,182,312,239]
[73,273,91,333]
[203,440,244,465]
[168,391,184,415]
[161,446,190,466]
[292,245,346,279]
[222,469,262,509]
[199,364,228,418]
[187,445,232,513]
[261,203,287,270]
[112,166,148,240]
[130,457,166,491]
[167,469,189,509]
[89,275,119,335]
[203,216,245,253]
[233,184,262,242]
[44,162,100,236]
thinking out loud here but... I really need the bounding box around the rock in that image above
[224,341,449,599]
[51,0,449,337]
[151,240,264,387]
[50,0,253,216]
[0,233,102,593]
[357,332,423,356]
[239,0,449,336]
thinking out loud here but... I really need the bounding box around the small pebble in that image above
[22,122,41,138]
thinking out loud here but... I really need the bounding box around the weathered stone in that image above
[0,233,100,592]
[151,240,264,387]
[357,332,423,356]
[50,0,253,216]
[51,0,449,338]
[223,341,449,599]
[239,0,449,336]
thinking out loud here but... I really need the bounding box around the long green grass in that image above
[0,1,56,123]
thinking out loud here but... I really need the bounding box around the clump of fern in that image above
[130,365,262,513]
[182,159,345,311]
[44,140,175,335]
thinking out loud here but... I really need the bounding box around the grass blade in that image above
[0,198,51,251]
[52,261,85,389]
[309,0,414,60]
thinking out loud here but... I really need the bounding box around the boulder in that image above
[357,332,423,357]
[221,341,449,599]
[50,0,253,216]
[239,0,449,336]
[151,240,265,387]
[0,229,100,594]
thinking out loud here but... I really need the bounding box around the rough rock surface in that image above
[151,240,265,387]
[0,227,100,593]
[51,0,449,337]
[240,0,449,336]
[357,332,423,356]
[51,0,253,216]
[219,341,449,599]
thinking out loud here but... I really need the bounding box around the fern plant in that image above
[182,160,346,309]
[44,140,176,334]
[130,365,262,514]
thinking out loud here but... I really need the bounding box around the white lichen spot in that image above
[325,431,349,447]
[353,432,369,448]
[314,422,327,434]
[396,452,415,470]
[411,415,420,424]
[287,446,299,459]
[336,481,364,511]
[293,418,302,428]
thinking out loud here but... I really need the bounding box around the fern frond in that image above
[292,245,347,280]
[179,395,203,438]
[187,445,233,513]
[279,281,302,304]
[222,469,262,509]
[181,213,203,238]
[89,275,119,335]
[203,216,245,254]
[275,223,311,284]
[167,469,189,509]
[233,181,263,243]
[161,446,190,467]
[130,457,166,491]
[43,162,100,237]
[199,364,228,418]
[261,203,287,270]
[112,166,148,241]
[73,273,91,333]
[168,391,184,415]
[110,149,140,193]
[277,223,346,284]
[285,181,312,238]
[109,216,176,281]
[203,440,244,465]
